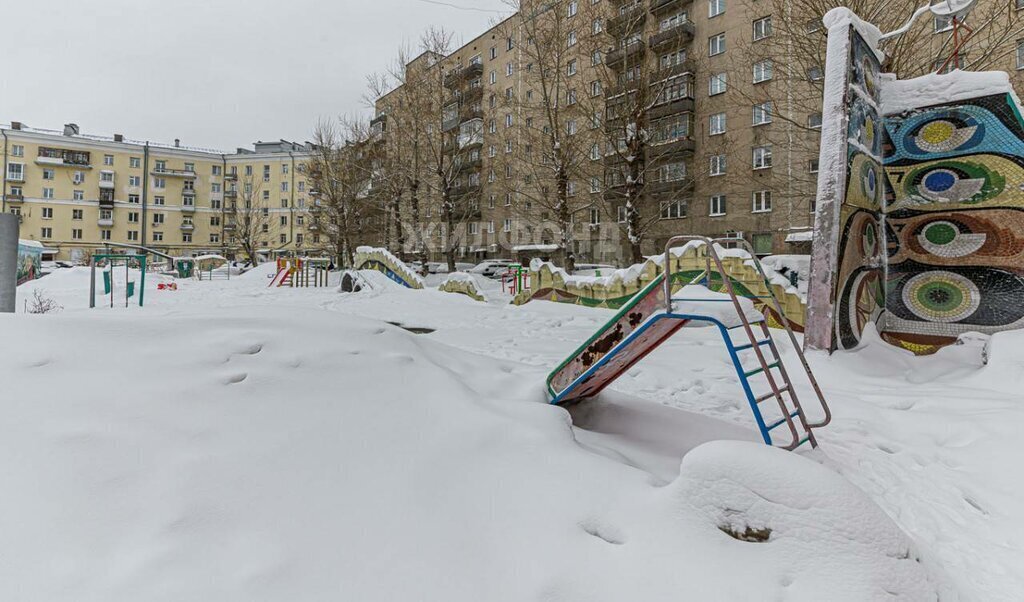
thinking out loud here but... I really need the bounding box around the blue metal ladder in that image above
[663,236,832,450]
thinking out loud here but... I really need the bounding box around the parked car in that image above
[429,262,474,274]
[469,260,516,278]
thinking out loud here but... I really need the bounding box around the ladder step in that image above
[734,339,771,352]
[755,385,789,403]
[794,435,812,449]
[727,319,764,330]
[766,410,801,431]
[744,362,779,378]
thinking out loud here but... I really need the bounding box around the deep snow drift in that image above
[3,267,1020,599]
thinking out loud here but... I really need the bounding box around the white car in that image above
[469,260,516,278]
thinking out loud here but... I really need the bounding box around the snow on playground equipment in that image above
[352,247,424,289]
[89,253,146,308]
[268,257,329,288]
[500,264,529,295]
[194,255,230,281]
[439,272,488,302]
[806,4,1024,355]
[548,237,831,451]
[514,245,807,331]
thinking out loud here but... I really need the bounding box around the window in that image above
[591,80,602,97]
[709,112,727,135]
[41,227,52,239]
[590,143,601,160]
[568,0,577,17]
[128,175,140,187]
[661,200,687,219]
[129,212,140,223]
[154,196,165,205]
[1017,40,1024,70]
[752,233,773,255]
[658,162,687,182]
[104,154,114,166]
[808,112,823,129]
[210,215,221,226]
[503,219,512,233]
[210,234,221,244]
[212,165,222,176]
[73,190,84,201]
[710,195,726,216]
[72,229,83,240]
[805,18,822,34]
[153,213,165,225]
[153,232,164,242]
[568,31,577,47]
[592,50,602,65]
[752,190,772,212]
[154,177,166,189]
[617,206,628,223]
[753,145,773,169]
[933,56,965,74]
[592,18,602,34]
[182,233,193,243]
[128,194,140,204]
[11,145,23,157]
[490,70,497,84]
[72,209,83,220]
[43,169,54,180]
[710,154,726,176]
[709,72,727,95]
[590,208,600,225]
[590,176,602,193]
[709,0,725,18]
[505,193,513,206]
[280,215,288,226]
[507,37,514,51]
[506,63,514,77]
[807,65,823,81]
[6,163,24,181]
[709,33,726,56]
[100,230,112,241]
[809,158,819,173]
[42,188,54,199]
[934,14,954,33]
[753,102,773,125]
[127,230,139,241]
[567,59,578,76]
[130,157,141,168]
[753,16,772,41]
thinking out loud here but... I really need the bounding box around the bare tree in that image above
[307,118,377,268]
[230,172,268,266]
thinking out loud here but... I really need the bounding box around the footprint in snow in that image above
[224,373,248,385]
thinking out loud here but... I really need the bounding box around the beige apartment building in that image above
[1,123,328,262]
[372,0,1024,266]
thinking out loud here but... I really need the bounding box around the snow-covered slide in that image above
[547,236,832,451]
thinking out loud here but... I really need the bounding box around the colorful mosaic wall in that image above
[512,246,807,332]
[438,274,487,302]
[880,93,1024,353]
[832,29,887,350]
[814,15,1024,355]
[352,247,424,290]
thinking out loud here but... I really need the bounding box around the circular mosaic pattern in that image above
[861,162,881,206]
[909,164,990,204]
[901,271,980,323]
[906,114,981,154]
[861,218,880,258]
[916,220,987,258]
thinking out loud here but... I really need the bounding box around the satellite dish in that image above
[928,0,976,19]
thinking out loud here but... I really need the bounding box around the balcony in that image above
[444,62,484,89]
[649,96,695,119]
[6,173,25,183]
[606,41,645,69]
[654,60,697,81]
[99,177,115,190]
[224,190,238,199]
[182,187,197,197]
[442,115,461,132]
[456,205,482,219]
[224,222,237,231]
[98,217,115,227]
[607,3,646,35]
[181,203,196,213]
[650,0,692,14]
[225,203,237,213]
[455,157,483,174]
[648,137,696,158]
[649,22,695,51]
[99,190,115,208]
[308,222,321,232]
[224,173,238,181]
[180,222,195,231]
[645,177,694,195]
[6,192,24,202]
[36,147,91,168]
[460,106,484,121]
[152,167,197,178]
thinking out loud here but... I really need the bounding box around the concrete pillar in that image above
[0,213,19,313]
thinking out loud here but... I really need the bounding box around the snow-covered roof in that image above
[18,239,44,249]
[785,231,814,243]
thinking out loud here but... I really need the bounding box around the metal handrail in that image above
[661,235,832,449]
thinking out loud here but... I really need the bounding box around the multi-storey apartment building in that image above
[1,123,328,262]
[372,0,1024,266]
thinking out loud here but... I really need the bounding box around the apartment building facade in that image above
[1,123,327,262]
[372,0,1024,266]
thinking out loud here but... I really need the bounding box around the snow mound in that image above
[671,441,946,599]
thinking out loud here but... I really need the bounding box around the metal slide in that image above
[546,236,832,450]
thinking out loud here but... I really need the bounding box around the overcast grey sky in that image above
[0,0,510,151]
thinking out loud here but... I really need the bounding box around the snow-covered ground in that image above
[3,266,1021,600]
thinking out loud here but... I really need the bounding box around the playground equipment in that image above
[269,257,330,288]
[90,253,146,308]
[501,264,529,295]
[194,255,230,281]
[547,236,831,451]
